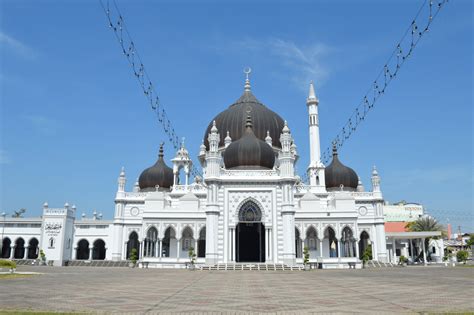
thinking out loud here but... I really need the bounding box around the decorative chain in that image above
[99,0,202,177]
[320,0,448,165]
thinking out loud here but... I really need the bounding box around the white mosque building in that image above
[0,76,391,268]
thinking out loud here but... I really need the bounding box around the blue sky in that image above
[1,0,472,231]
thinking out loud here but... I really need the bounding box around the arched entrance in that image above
[126,232,139,259]
[77,239,89,260]
[235,200,265,263]
[92,239,106,260]
[28,238,39,259]
[1,238,11,258]
[359,231,371,260]
[197,227,206,258]
[14,238,25,259]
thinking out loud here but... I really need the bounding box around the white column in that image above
[231,228,235,262]
[392,238,397,263]
[24,246,29,259]
[319,239,323,258]
[205,206,219,265]
[281,210,296,265]
[337,240,341,259]
[10,246,15,259]
[74,248,78,260]
[89,247,93,261]
[422,238,427,266]
[355,240,360,259]
[375,223,387,262]
[158,239,162,258]
[410,240,415,261]
[176,239,180,260]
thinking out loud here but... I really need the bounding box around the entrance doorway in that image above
[235,200,265,263]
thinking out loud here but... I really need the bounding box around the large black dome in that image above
[138,144,174,191]
[204,87,285,149]
[325,145,358,191]
[224,115,275,170]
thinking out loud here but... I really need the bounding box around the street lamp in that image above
[0,212,6,256]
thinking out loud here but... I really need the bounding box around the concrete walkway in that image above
[0,266,472,314]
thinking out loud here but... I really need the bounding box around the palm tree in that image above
[407,215,444,262]
[408,215,443,233]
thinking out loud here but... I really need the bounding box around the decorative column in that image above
[24,246,29,259]
[158,239,162,259]
[319,239,323,258]
[89,247,93,261]
[422,238,427,266]
[355,239,360,259]
[176,238,181,260]
[337,240,341,259]
[392,238,397,263]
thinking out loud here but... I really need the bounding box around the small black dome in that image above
[325,145,358,191]
[204,89,285,149]
[138,144,174,191]
[224,115,275,170]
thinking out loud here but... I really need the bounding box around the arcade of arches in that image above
[1,237,39,259]
[76,239,106,260]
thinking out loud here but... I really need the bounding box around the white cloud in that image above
[0,31,36,59]
[226,37,333,90]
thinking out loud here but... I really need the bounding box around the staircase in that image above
[366,260,395,268]
[199,263,302,271]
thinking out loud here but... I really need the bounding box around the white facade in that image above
[0,79,390,268]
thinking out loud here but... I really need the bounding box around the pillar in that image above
[89,247,93,261]
[337,239,341,259]
[10,246,15,259]
[231,227,236,262]
[24,246,29,259]
[74,247,78,260]
[205,205,219,265]
[319,239,323,258]
[281,209,296,265]
[422,238,427,266]
[392,238,397,263]
[355,240,360,259]
[176,238,180,260]
[158,239,162,258]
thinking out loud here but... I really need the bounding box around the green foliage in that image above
[467,234,474,247]
[303,246,310,265]
[398,255,408,265]
[129,248,138,264]
[408,216,443,232]
[456,250,469,264]
[0,259,17,269]
[188,246,196,265]
[39,249,46,261]
[362,245,372,264]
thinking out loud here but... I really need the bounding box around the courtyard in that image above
[0,266,473,314]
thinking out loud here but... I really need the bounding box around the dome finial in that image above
[159,142,164,158]
[245,114,253,130]
[332,141,338,156]
[244,67,252,92]
[307,80,319,105]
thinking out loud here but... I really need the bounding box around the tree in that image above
[407,215,443,233]
[466,234,474,247]
[11,208,26,218]
[188,246,196,265]
[303,246,310,266]
[362,245,372,268]
[456,250,469,264]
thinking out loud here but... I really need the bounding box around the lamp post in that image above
[1,212,6,255]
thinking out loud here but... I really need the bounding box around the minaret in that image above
[306,81,325,190]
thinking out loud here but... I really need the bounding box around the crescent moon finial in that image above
[243,67,252,92]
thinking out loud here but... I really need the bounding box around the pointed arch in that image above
[162,226,176,258]
[359,231,371,260]
[126,231,139,259]
[92,239,106,260]
[197,226,206,258]
[324,226,338,258]
[1,237,11,258]
[341,226,356,257]
[76,239,90,260]
[238,199,262,222]
[181,226,195,253]
[144,227,158,257]
[14,237,25,259]
[27,238,39,259]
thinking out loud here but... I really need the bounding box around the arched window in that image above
[14,238,25,259]
[295,228,302,258]
[144,227,158,257]
[238,200,262,222]
[181,227,194,252]
[198,227,206,258]
[359,231,371,260]
[305,227,318,250]
[341,227,355,257]
[126,232,139,259]
[162,227,176,258]
[1,238,11,258]
[28,238,39,259]
[324,227,338,258]
[92,239,106,260]
[77,239,90,260]
[316,176,320,185]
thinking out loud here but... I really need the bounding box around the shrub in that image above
[303,246,310,265]
[129,248,138,265]
[362,245,372,266]
[398,255,408,265]
[456,250,469,264]
[0,260,17,269]
[188,246,196,265]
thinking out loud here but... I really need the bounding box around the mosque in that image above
[0,75,390,268]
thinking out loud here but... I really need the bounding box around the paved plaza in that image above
[0,265,473,314]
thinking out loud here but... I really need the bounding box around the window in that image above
[49,237,55,248]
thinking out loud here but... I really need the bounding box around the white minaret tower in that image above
[306,81,326,191]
